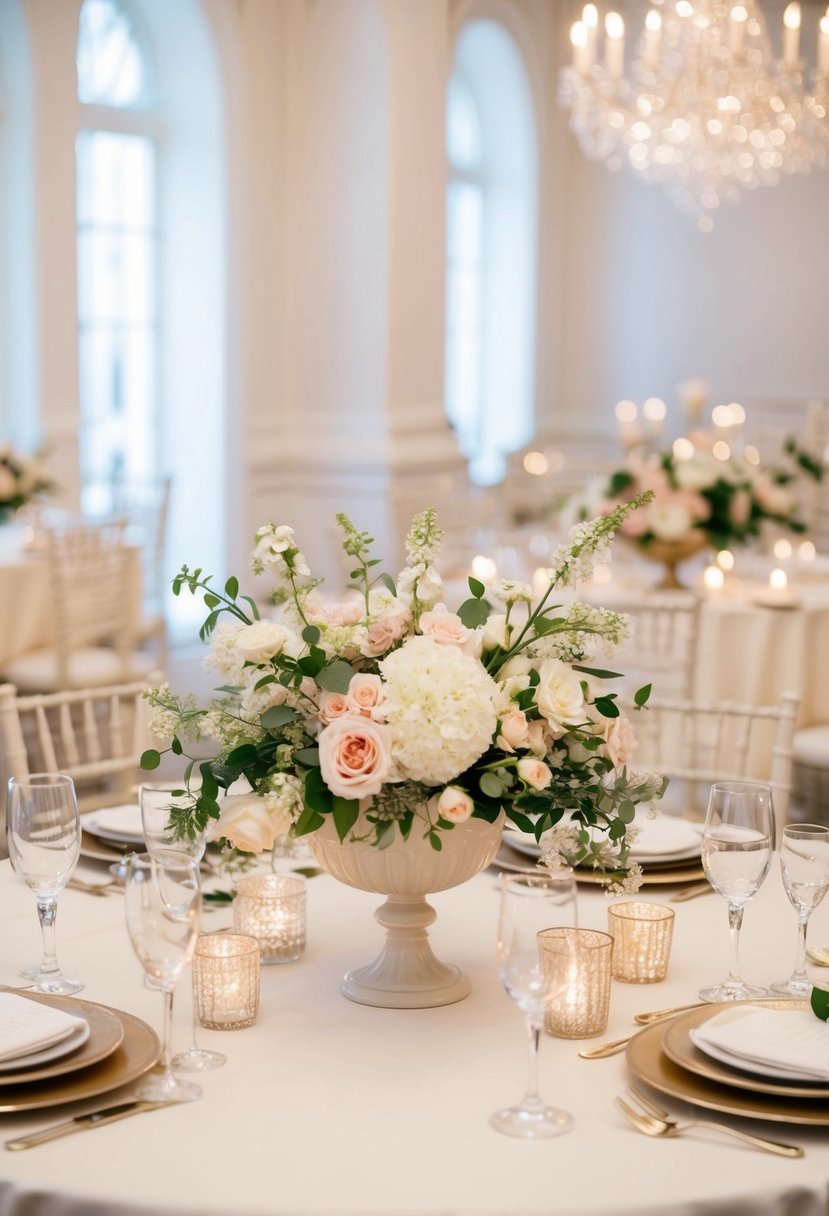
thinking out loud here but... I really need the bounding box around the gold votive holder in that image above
[193,933,260,1030]
[233,874,306,964]
[540,927,613,1039]
[607,900,675,983]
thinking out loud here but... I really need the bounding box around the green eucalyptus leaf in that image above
[302,625,321,645]
[457,597,491,629]
[260,705,297,730]
[634,683,652,707]
[316,659,354,694]
[332,797,360,843]
[225,576,239,599]
[468,576,485,599]
[480,772,504,799]
[293,747,321,767]
[140,748,162,770]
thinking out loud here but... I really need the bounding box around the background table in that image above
[0,855,827,1216]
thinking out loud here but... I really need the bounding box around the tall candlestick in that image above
[729,5,748,55]
[570,20,589,75]
[820,15,829,74]
[582,4,599,69]
[604,12,625,80]
[643,9,661,69]
[783,2,801,67]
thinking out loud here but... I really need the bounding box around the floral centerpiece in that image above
[572,432,822,586]
[143,495,665,894]
[0,445,52,523]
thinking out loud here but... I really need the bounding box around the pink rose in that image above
[602,715,637,768]
[687,428,715,451]
[318,690,353,725]
[346,673,385,717]
[318,716,392,800]
[517,757,553,791]
[437,786,474,823]
[419,605,482,657]
[526,719,550,758]
[729,489,751,525]
[497,709,530,752]
[362,602,410,657]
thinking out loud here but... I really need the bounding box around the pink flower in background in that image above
[361,602,410,657]
[602,715,638,768]
[687,428,715,451]
[729,489,752,525]
[420,604,481,656]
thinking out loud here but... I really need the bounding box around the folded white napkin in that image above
[630,810,701,857]
[691,1007,829,1082]
[0,993,88,1063]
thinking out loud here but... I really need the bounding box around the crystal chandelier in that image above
[558,1,829,229]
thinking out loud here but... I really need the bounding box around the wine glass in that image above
[7,773,83,995]
[491,870,577,1139]
[139,783,226,1072]
[699,781,774,1003]
[770,824,829,998]
[124,852,202,1103]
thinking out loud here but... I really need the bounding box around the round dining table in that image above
[0,850,827,1216]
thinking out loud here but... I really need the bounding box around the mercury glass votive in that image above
[193,933,260,1030]
[540,928,613,1039]
[233,874,306,964]
[608,901,675,984]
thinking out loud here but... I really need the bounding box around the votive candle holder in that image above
[193,933,260,1030]
[540,927,613,1039]
[608,900,675,983]
[233,874,306,964]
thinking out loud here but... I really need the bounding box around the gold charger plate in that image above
[493,843,704,885]
[0,995,159,1113]
[0,992,124,1085]
[626,1014,829,1126]
[80,829,136,864]
[660,999,829,1099]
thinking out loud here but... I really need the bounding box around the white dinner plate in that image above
[81,804,144,845]
[0,1019,91,1073]
[502,821,702,866]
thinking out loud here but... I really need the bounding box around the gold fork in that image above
[615,1088,803,1158]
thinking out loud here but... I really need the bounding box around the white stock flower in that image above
[490,580,533,605]
[203,620,247,682]
[379,635,498,785]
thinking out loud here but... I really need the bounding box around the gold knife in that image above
[6,1099,166,1150]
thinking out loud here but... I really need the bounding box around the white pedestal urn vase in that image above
[309,807,505,1009]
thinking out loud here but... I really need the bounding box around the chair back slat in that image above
[35,705,59,772]
[58,702,80,768]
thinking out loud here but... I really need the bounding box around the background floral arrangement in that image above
[0,445,52,521]
[577,431,822,552]
[143,496,665,890]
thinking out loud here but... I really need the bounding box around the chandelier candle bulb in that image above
[570,21,590,75]
[604,12,625,79]
[233,875,307,965]
[820,16,829,74]
[582,4,599,67]
[644,9,661,68]
[729,5,748,54]
[783,2,801,66]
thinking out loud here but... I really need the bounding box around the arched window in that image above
[76,0,157,501]
[445,20,538,485]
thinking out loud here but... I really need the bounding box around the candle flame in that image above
[645,9,662,31]
[784,2,801,31]
[605,11,625,39]
[583,4,599,29]
[770,568,788,590]
[571,19,588,48]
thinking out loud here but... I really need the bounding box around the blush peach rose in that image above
[346,673,385,717]
[437,786,474,823]
[517,756,553,791]
[318,716,392,800]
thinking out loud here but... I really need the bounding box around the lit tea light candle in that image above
[642,397,667,441]
[471,554,497,584]
[193,933,260,1030]
[716,549,734,572]
[233,875,307,965]
[798,540,816,563]
[532,566,550,597]
[756,567,797,608]
[703,565,724,592]
[773,538,793,561]
[615,399,640,451]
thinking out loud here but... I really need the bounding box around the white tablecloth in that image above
[0,856,827,1216]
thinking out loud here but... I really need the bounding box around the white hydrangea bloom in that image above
[379,635,498,785]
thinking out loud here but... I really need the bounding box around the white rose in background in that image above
[437,787,474,823]
[535,658,585,737]
[318,716,393,800]
[673,453,720,491]
[646,500,694,541]
[235,620,290,664]
[207,793,280,853]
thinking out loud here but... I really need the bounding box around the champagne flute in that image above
[124,852,201,1103]
[139,782,226,1072]
[699,781,774,1003]
[491,871,577,1139]
[770,824,829,998]
[7,773,83,995]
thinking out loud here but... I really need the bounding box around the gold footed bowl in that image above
[639,534,708,589]
[309,807,504,1009]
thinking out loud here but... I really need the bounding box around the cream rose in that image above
[497,709,530,752]
[207,793,278,853]
[318,716,392,800]
[517,756,553,791]
[437,786,474,823]
[346,673,385,717]
[602,715,637,768]
[420,605,482,657]
[535,658,585,737]
[235,620,290,665]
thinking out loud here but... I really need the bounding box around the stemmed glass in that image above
[699,781,774,1003]
[491,871,577,1139]
[770,824,829,998]
[139,783,226,1072]
[124,852,202,1103]
[7,773,83,995]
